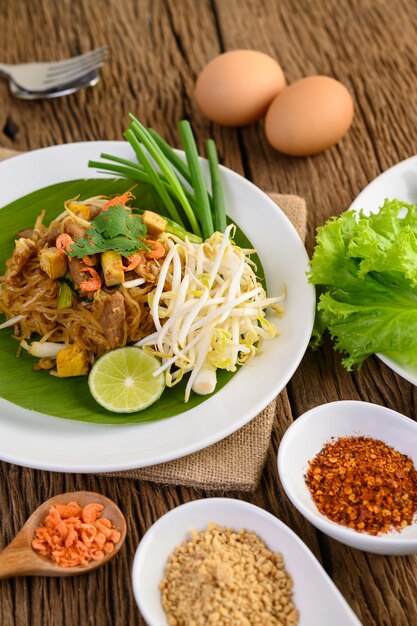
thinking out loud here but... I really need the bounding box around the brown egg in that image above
[265,75,354,156]
[195,50,286,127]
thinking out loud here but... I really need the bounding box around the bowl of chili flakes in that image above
[277,400,417,555]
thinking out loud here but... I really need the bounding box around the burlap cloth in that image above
[0,147,307,491]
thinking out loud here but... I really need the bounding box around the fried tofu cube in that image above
[142,211,167,236]
[101,251,125,287]
[56,341,90,378]
[38,247,68,279]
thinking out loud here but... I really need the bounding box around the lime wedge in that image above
[88,347,165,413]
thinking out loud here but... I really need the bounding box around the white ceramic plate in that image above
[349,155,417,385]
[278,400,417,555]
[0,142,315,472]
[132,498,361,626]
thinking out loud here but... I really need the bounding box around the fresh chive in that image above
[99,153,144,171]
[132,207,202,244]
[89,161,171,218]
[147,131,214,213]
[89,158,199,213]
[147,129,192,185]
[178,120,214,239]
[90,116,224,241]
[128,114,202,237]
[205,139,227,233]
[99,153,178,190]
[148,130,214,210]
[88,160,149,183]
[124,129,185,226]
[57,282,73,309]
[165,223,202,244]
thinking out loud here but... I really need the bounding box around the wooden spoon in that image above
[0,491,127,579]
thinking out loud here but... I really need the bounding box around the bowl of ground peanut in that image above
[278,400,417,555]
[132,497,361,625]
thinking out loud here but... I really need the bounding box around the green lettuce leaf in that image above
[309,199,417,368]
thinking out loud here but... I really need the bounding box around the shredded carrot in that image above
[31,501,122,567]
[101,187,136,212]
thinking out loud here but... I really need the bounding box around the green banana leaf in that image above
[0,179,264,425]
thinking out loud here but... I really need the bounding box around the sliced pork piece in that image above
[68,256,90,291]
[99,290,126,349]
[16,228,35,239]
[64,220,86,241]
[40,222,64,246]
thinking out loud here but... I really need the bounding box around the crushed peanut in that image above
[159,523,299,626]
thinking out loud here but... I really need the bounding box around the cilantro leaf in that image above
[67,204,147,258]
[67,229,105,256]
[92,204,145,239]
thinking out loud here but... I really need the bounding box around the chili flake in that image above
[305,436,417,535]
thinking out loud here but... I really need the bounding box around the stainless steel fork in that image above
[0,46,108,93]
[9,71,101,100]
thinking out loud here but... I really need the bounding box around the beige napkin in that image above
[0,147,307,491]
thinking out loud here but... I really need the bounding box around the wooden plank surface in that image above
[1,0,417,624]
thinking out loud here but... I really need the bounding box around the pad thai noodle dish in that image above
[0,119,284,406]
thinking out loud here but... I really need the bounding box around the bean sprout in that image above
[137,225,284,401]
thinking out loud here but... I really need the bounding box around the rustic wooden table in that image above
[1,0,417,624]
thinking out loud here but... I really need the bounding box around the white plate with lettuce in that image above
[310,155,417,385]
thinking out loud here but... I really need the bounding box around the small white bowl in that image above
[132,497,361,626]
[278,400,417,555]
